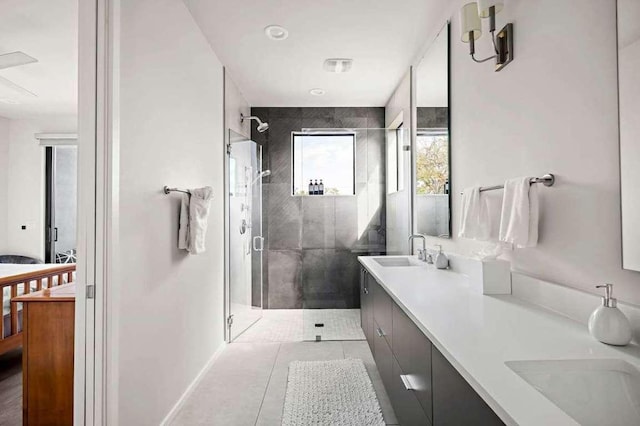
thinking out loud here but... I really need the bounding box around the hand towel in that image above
[499,177,539,248]
[459,186,491,240]
[187,186,213,254]
[479,190,503,241]
[178,193,190,250]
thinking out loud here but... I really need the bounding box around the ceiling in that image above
[0,0,77,120]
[184,0,444,107]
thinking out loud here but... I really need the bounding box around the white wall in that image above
[417,0,640,304]
[116,0,225,423]
[0,117,9,252]
[2,116,76,260]
[385,71,412,255]
[225,71,251,139]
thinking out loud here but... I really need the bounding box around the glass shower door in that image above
[228,130,264,341]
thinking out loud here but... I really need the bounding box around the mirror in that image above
[414,23,451,238]
[618,0,640,270]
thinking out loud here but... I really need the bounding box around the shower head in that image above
[241,114,270,133]
[250,169,271,184]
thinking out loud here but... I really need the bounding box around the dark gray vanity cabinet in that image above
[360,268,375,352]
[372,277,393,347]
[392,304,433,422]
[371,277,433,426]
[389,355,432,426]
[373,317,394,390]
[360,267,504,426]
[432,348,503,426]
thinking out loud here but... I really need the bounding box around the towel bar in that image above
[460,173,555,195]
[163,186,190,195]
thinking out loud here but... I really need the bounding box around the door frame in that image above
[44,147,56,263]
[76,0,115,424]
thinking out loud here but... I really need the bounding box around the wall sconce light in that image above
[460,1,513,71]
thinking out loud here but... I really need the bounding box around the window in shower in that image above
[292,132,355,196]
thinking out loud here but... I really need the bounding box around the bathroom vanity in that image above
[360,260,502,426]
[359,255,640,426]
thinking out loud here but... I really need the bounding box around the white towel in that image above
[499,177,539,248]
[187,187,213,254]
[459,186,491,240]
[178,193,190,250]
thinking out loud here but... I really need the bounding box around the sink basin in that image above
[373,257,419,267]
[506,359,640,426]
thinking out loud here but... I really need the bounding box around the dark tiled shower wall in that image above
[251,107,386,309]
[417,107,449,128]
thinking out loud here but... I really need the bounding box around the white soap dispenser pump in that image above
[434,244,449,270]
[588,284,632,346]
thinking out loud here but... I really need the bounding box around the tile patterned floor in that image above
[233,309,365,343]
[170,341,397,426]
[302,309,365,341]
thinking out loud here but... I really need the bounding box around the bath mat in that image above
[282,358,385,426]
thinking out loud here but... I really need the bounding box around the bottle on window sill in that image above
[319,179,324,195]
[313,179,319,195]
[309,179,314,195]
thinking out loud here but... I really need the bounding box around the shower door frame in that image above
[224,131,265,342]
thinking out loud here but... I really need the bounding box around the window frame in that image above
[387,124,406,195]
[290,131,357,197]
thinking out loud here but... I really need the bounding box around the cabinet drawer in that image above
[432,347,504,426]
[373,319,394,390]
[361,269,375,354]
[392,303,432,422]
[388,354,432,426]
[372,279,393,346]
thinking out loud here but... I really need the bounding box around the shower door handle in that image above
[253,236,264,252]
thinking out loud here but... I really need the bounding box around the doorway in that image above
[0,0,103,424]
[45,145,78,264]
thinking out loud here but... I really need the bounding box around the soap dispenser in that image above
[434,245,449,270]
[588,284,632,346]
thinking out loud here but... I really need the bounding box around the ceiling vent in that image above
[323,58,353,73]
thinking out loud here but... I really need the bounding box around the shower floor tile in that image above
[302,309,365,341]
[233,309,365,342]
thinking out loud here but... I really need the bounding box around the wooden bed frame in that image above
[0,264,76,356]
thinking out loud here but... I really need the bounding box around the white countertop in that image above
[358,256,640,426]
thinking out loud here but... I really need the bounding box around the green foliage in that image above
[416,134,448,195]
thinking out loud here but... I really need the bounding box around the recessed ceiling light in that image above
[309,88,325,96]
[323,58,353,73]
[264,25,289,41]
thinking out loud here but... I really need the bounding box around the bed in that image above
[0,263,76,355]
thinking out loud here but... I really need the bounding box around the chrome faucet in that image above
[408,234,428,262]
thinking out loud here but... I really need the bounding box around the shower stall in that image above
[226,107,392,343]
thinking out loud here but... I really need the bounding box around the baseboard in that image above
[159,341,227,426]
